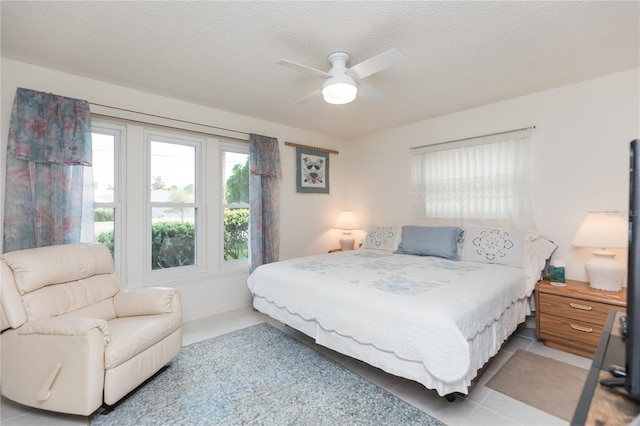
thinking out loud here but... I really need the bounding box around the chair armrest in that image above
[17,317,110,345]
[113,287,179,317]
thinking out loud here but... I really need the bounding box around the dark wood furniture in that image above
[535,279,627,358]
[572,310,640,425]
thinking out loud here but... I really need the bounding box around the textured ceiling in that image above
[2,1,639,139]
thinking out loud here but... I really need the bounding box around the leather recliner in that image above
[0,243,183,415]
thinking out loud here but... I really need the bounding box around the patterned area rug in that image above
[91,322,445,426]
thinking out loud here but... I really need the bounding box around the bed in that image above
[247,224,556,399]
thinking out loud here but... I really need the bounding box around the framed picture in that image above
[296,147,330,194]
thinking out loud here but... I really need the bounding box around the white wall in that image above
[2,58,638,317]
[345,68,640,282]
[0,58,349,321]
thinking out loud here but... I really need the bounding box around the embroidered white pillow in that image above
[362,225,402,251]
[461,224,533,268]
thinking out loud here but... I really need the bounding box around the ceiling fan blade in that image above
[348,49,404,80]
[356,83,386,102]
[294,88,323,104]
[275,59,329,79]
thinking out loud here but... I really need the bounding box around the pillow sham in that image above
[361,225,402,251]
[461,224,534,268]
[395,226,462,260]
[526,236,558,279]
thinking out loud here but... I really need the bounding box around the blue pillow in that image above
[395,226,462,260]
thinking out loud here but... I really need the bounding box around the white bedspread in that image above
[247,249,527,383]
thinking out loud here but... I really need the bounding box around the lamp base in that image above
[586,250,625,292]
[339,235,355,251]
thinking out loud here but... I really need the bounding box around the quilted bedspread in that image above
[247,249,527,383]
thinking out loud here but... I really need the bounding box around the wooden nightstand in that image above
[535,279,626,358]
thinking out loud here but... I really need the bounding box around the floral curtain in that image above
[3,88,94,252]
[248,133,281,272]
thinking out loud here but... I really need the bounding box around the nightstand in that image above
[535,279,627,358]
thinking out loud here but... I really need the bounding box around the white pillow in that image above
[362,225,402,251]
[461,223,535,268]
[525,237,558,279]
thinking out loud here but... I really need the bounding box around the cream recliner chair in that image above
[0,243,183,416]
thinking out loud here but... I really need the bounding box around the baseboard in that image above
[182,301,253,323]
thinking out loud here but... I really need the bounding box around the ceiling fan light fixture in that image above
[322,75,357,105]
[277,49,403,105]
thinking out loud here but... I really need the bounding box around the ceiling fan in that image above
[276,49,404,105]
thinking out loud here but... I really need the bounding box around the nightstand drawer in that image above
[538,314,603,353]
[535,280,627,358]
[538,293,612,326]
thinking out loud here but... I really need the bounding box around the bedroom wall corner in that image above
[344,68,640,282]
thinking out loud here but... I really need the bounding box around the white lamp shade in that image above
[572,211,628,249]
[572,211,628,292]
[322,74,357,105]
[334,210,359,230]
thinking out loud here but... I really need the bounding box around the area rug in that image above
[485,349,588,421]
[91,322,444,425]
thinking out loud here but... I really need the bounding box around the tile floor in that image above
[1,307,592,425]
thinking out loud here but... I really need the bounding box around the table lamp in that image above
[572,211,628,291]
[334,210,359,251]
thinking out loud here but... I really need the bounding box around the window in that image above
[91,122,124,271]
[147,131,202,271]
[411,128,534,228]
[221,142,249,263]
[90,116,250,284]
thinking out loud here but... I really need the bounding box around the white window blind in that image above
[411,127,535,229]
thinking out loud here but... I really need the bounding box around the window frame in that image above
[144,129,205,278]
[220,140,250,268]
[90,119,126,278]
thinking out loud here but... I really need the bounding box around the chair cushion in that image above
[104,313,182,370]
[1,243,115,294]
[114,288,177,317]
[22,275,120,322]
[17,317,111,345]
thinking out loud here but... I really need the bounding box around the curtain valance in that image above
[8,87,92,166]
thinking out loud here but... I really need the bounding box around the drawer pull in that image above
[569,302,593,311]
[570,324,593,333]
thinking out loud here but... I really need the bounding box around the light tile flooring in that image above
[1,307,592,425]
